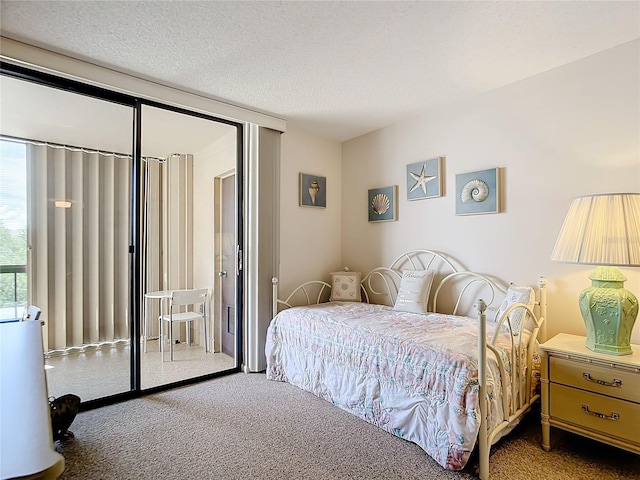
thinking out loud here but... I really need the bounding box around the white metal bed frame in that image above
[271,250,547,479]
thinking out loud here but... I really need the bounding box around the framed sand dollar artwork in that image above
[368,185,397,222]
[299,173,326,208]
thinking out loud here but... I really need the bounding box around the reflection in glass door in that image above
[1,69,242,403]
[0,74,134,403]
[140,104,239,390]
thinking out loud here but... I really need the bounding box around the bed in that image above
[265,250,546,479]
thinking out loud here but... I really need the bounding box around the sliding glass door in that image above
[0,73,134,402]
[1,67,243,404]
[139,104,240,389]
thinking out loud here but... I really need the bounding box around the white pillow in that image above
[497,284,535,335]
[330,272,362,302]
[393,270,435,314]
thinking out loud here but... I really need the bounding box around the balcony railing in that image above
[0,264,27,320]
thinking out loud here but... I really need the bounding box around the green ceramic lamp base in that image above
[578,266,639,356]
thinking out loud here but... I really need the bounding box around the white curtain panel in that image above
[142,154,195,343]
[163,154,195,343]
[141,158,163,339]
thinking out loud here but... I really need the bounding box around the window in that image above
[0,140,27,319]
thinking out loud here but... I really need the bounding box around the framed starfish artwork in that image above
[406,157,443,200]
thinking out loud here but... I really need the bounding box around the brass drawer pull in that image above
[583,372,622,387]
[581,404,620,421]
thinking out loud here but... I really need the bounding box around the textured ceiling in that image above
[1,1,639,142]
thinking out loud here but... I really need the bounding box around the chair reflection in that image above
[159,288,209,362]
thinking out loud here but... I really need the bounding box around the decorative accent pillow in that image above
[330,272,362,302]
[497,284,535,335]
[393,270,435,314]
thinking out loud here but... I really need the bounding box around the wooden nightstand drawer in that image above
[550,356,640,402]
[550,383,640,444]
[540,334,640,454]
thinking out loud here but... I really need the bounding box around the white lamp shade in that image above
[0,320,64,479]
[551,193,640,266]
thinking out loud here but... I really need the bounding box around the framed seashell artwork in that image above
[368,185,398,222]
[455,167,500,215]
[406,156,444,201]
[299,173,326,208]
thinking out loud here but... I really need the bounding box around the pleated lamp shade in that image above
[551,193,640,266]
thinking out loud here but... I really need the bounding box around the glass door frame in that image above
[0,62,244,410]
[135,100,244,395]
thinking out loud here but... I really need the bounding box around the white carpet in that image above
[56,373,640,480]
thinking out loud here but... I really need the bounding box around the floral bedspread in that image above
[265,301,532,471]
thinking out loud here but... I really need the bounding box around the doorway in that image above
[218,173,236,357]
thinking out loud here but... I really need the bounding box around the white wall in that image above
[193,130,236,292]
[279,130,343,295]
[340,40,640,344]
[192,130,236,352]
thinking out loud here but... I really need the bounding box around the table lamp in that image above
[551,193,640,355]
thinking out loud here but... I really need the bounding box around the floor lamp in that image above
[0,319,65,480]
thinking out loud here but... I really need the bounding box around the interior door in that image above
[220,174,236,357]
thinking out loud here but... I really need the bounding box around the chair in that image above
[159,288,208,361]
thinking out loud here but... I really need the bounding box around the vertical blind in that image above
[27,144,195,352]
[27,144,131,351]
[142,154,195,343]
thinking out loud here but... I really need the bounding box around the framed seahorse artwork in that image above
[299,173,326,208]
[455,167,501,215]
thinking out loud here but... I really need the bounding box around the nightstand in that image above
[539,333,640,454]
